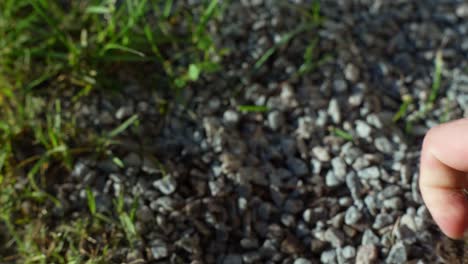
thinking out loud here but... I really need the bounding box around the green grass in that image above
[392,50,445,134]
[0,0,322,262]
[0,0,225,262]
[429,50,444,105]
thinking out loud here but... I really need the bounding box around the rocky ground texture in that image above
[23,0,468,263]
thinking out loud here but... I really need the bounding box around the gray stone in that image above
[328,212,345,228]
[320,249,337,263]
[378,185,401,200]
[395,224,417,245]
[346,171,362,200]
[240,238,259,249]
[123,152,141,167]
[223,110,240,125]
[341,245,356,259]
[331,157,347,179]
[383,197,403,210]
[311,158,322,174]
[339,197,353,207]
[279,83,298,109]
[372,213,395,229]
[344,206,362,225]
[150,197,176,212]
[281,214,296,227]
[355,120,372,138]
[242,252,262,263]
[284,199,304,214]
[153,176,177,195]
[364,194,379,215]
[296,116,314,139]
[142,156,160,174]
[268,111,284,131]
[352,157,371,171]
[457,3,468,18]
[326,170,342,187]
[220,153,242,174]
[280,234,303,254]
[366,114,384,129]
[209,178,225,196]
[361,229,379,245]
[71,161,88,178]
[150,240,169,260]
[312,146,331,162]
[223,254,242,264]
[348,93,364,107]
[374,137,393,154]
[356,245,378,264]
[400,214,417,232]
[333,78,348,92]
[328,98,341,124]
[115,106,132,120]
[294,258,312,264]
[386,242,407,264]
[345,64,360,82]
[136,205,153,223]
[303,208,313,223]
[316,110,328,127]
[324,227,345,248]
[358,166,380,180]
[269,168,293,186]
[237,166,268,186]
[287,157,309,177]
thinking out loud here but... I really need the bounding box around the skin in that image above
[420,118,468,239]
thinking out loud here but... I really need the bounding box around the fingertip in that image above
[422,187,468,239]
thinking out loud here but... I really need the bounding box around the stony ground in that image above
[15,0,468,263]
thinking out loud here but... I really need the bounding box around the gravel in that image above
[51,0,463,262]
[386,242,407,264]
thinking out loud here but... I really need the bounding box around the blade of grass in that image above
[429,50,443,104]
[163,0,173,18]
[100,43,146,57]
[393,94,413,122]
[195,0,218,38]
[86,188,96,216]
[237,105,269,113]
[108,114,139,138]
[254,23,313,70]
[331,128,353,141]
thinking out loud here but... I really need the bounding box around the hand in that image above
[420,118,468,239]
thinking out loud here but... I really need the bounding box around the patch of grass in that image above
[255,1,324,72]
[0,0,225,262]
[0,0,328,261]
[393,51,445,134]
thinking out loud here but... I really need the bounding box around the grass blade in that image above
[393,94,413,122]
[254,23,312,70]
[237,105,269,113]
[163,0,173,18]
[108,114,139,138]
[332,128,353,141]
[100,43,146,57]
[86,188,96,215]
[429,50,443,104]
[196,0,218,37]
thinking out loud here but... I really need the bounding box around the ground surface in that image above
[2,0,468,263]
